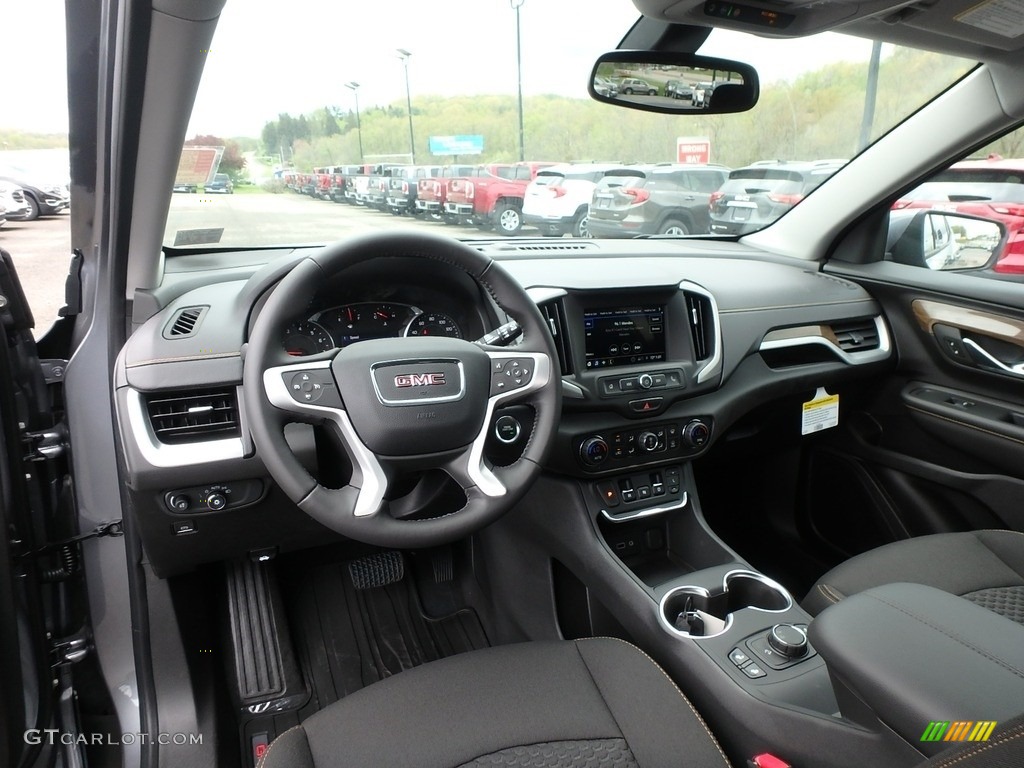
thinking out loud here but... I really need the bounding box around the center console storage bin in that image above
[808,582,1024,756]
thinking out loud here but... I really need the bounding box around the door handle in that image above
[962,337,1024,377]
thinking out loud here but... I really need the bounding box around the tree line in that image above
[259,48,984,172]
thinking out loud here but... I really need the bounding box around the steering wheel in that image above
[243,230,561,548]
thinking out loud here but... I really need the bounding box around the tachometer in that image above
[283,321,334,356]
[406,312,462,339]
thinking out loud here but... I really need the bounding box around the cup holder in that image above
[659,570,792,639]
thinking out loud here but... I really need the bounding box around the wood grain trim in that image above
[761,324,840,345]
[912,299,1024,345]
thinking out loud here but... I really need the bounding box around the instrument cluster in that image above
[283,302,463,357]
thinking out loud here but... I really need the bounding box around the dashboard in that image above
[113,238,893,576]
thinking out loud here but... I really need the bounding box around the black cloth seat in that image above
[804,529,1024,622]
[258,633,1024,767]
[258,638,731,768]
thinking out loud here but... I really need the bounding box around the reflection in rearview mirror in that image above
[590,53,758,115]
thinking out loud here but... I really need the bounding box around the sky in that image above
[3,0,894,139]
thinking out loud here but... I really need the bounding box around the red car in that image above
[893,157,1024,274]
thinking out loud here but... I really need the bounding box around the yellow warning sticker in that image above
[801,387,839,436]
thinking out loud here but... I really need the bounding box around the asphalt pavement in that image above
[0,192,537,337]
[0,211,72,335]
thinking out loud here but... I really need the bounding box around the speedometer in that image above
[283,321,334,356]
[406,312,462,339]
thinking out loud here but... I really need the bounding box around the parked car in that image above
[618,77,657,95]
[708,160,845,235]
[0,170,70,220]
[893,157,1024,274]
[415,164,480,221]
[202,172,234,194]
[0,181,32,223]
[386,165,441,215]
[666,79,694,100]
[522,163,621,237]
[588,163,729,236]
[593,75,619,97]
[444,162,553,234]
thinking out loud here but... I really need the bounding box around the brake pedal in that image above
[348,551,404,590]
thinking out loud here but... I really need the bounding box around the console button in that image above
[742,664,767,679]
[768,624,809,659]
[729,648,751,667]
[619,377,639,392]
[629,397,664,413]
[596,482,620,508]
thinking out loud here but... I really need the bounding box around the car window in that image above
[887,125,1024,278]
[140,5,976,250]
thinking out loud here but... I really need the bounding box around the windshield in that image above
[163,4,974,250]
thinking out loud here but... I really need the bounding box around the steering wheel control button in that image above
[286,369,337,405]
[768,624,809,659]
[494,415,522,444]
[490,358,534,395]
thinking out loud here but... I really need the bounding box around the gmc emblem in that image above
[394,372,446,388]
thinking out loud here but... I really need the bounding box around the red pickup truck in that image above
[415,165,479,223]
[444,162,554,235]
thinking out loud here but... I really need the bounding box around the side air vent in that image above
[684,291,714,362]
[163,306,209,339]
[145,388,240,444]
[539,300,573,375]
[832,317,880,352]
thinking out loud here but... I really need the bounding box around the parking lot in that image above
[164,189,520,248]
[1,193,548,337]
[0,212,72,334]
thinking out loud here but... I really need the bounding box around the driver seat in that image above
[257,637,731,768]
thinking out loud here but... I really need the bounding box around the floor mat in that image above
[289,555,490,711]
[236,551,489,767]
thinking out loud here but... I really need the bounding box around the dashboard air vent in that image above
[832,318,880,353]
[539,300,573,375]
[684,291,714,361]
[145,388,240,444]
[163,306,208,339]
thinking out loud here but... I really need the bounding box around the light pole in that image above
[345,81,364,163]
[396,49,416,163]
[511,0,525,162]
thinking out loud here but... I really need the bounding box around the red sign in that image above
[676,137,711,165]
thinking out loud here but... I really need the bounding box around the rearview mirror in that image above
[589,51,759,115]
[887,210,1004,271]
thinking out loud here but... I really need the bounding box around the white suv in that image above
[522,163,621,237]
[0,181,31,226]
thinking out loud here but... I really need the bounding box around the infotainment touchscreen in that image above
[583,306,665,368]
